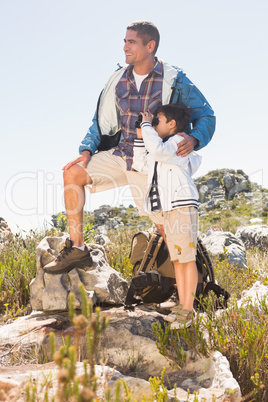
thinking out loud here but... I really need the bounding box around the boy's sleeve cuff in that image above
[134,138,145,147]
[140,121,152,128]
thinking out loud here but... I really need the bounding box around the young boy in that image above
[132,104,201,329]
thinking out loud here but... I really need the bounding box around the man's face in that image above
[123,29,153,67]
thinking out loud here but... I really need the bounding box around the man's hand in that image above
[62,150,91,170]
[176,133,198,157]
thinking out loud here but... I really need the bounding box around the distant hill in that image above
[50,169,268,236]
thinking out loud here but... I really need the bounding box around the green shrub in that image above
[0,232,45,320]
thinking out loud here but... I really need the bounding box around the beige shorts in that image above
[152,207,198,263]
[79,149,159,222]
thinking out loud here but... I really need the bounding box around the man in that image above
[43,21,215,275]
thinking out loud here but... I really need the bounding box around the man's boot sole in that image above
[43,255,93,275]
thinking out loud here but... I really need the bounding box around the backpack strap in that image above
[124,282,140,310]
[136,231,163,275]
[124,231,164,310]
[197,237,215,283]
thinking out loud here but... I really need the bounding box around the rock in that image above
[96,224,108,235]
[0,363,152,401]
[167,352,241,401]
[94,234,111,245]
[0,308,176,375]
[198,184,209,203]
[198,352,241,401]
[227,176,249,199]
[138,220,147,229]
[249,218,263,224]
[245,192,254,200]
[43,274,69,311]
[100,306,178,377]
[196,170,252,204]
[199,211,208,218]
[202,231,247,269]
[223,172,235,192]
[30,235,128,312]
[236,224,268,251]
[207,177,221,190]
[0,309,241,401]
[238,281,268,310]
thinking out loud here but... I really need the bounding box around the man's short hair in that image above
[156,104,191,133]
[127,21,160,54]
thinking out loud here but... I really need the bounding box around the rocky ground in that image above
[0,168,267,401]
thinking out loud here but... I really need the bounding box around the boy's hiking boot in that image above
[43,238,93,275]
[156,292,180,314]
[165,304,194,329]
[170,309,194,330]
[164,304,184,322]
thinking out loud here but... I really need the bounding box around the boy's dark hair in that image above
[127,21,160,54]
[156,104,191,133]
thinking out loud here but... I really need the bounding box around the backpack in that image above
[124,228,228,310]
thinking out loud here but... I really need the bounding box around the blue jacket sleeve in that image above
[79,111,101,155]
[173,72,216,151]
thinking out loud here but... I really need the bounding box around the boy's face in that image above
[155,113,174,139]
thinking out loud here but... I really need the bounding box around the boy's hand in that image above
[140,111,153,123]
[136,128,143,139]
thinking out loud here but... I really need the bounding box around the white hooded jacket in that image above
[132,121,202,213]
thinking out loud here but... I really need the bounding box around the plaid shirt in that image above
[113,60,163,170]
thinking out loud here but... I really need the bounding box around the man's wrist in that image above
[191,136,198,148]
[81,149,92,156]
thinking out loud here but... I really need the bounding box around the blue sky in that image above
[1,0,268,233]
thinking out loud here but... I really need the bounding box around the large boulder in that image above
[238,281,268,309]
[0,308,241,401]
[99,306,178,377]
[236,224,268,251]
[222,172,250,199]
[201,230,247,269]
[30,234,128,312]
[0,355,241,402]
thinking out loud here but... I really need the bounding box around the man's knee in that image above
[63,164,92,186]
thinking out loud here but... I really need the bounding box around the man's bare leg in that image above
[63,164,92,247]
[42,164,93,274]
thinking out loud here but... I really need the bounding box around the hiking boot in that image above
[43,238,93,275]
[156,293,180,314]
[164,304,184,323]
[170,309,194,330]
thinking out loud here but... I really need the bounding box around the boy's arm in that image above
[141,121,199,167]
[132,123,149,173]
[132,138,149,173]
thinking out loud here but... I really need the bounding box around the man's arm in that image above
[62,112,100,170]
[172,71,216,157]
[79,111,101,155]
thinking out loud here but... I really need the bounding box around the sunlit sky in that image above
[1,0,267,233]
